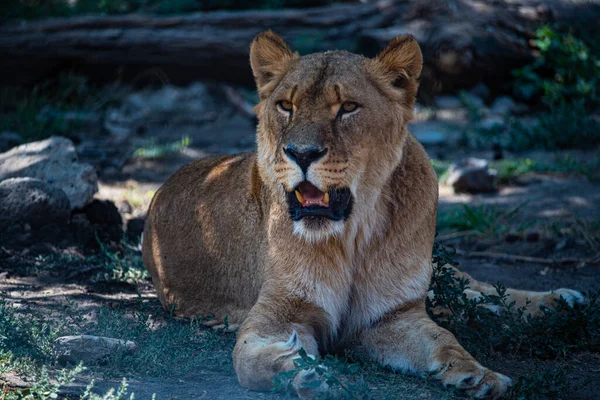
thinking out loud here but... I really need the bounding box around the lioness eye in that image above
[340,101,359,113]
[277,100,293,113]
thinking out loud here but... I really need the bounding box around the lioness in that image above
[143,32,584,398]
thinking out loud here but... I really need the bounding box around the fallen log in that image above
[1,0,598,92]
[0,2,395,86]
[359,0,600,94]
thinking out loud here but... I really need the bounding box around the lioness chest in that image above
[273,232,432,339]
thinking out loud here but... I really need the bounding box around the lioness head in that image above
[251,31,422,242]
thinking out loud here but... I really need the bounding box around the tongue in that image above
[298,181,324,202]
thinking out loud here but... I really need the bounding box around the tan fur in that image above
[143,31,582,399]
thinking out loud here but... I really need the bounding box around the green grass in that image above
[0,73,122,143]
[2,241,598,399]
[22,239,149,285]
[133,136,192,159]
[432,154,600,186]
[494,154,600,183]
[0,297,235,398]
[437,203,532,238]
[506,103,600,151]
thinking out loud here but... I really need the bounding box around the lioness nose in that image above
[283,145,328,174]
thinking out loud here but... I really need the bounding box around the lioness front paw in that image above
[293,368,329,399]
[527,288,585,316]
[432,353,511,399]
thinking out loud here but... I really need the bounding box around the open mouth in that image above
[287,181,353,222]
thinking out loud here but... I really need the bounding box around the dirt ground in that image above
[1,88,599,399]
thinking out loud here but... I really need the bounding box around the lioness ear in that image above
[250,31,297,98]
[374,35,423,92]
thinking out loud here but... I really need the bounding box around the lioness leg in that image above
[448,266,585,316]
[358,304,511,399]
[233,298,327,392]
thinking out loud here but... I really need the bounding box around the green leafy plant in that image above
[0,73,118,142]
[1,363,85,400]
[94,237,149,284]
[272,348,366,398]
[513,26,599,109]
[429,244,600,359]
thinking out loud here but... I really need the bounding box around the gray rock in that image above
[445,158,497,194]
[0,177,70,230]
[435,95,462,109]
[0,131,23,153]
[490,96,516,115]
[0,137,98,210]
[54,335,137,365]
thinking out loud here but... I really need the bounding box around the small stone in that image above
[435,95,462,109]
[54,335,137,365]
[0,177,70,231]
[490,96,517,116]
[0,137,98,210]
[445,158,497,194]
[525,231,540,242]
[0,132,23,153]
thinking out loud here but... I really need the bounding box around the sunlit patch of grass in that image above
[133,137,192,159]
[431,159,451,182]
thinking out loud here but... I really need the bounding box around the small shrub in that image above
[429,243,600,359]
[93,238,149,285]
[1,363,85,400]
[0,302,58,361]
[513,26,599,109]
[0,73,118,142]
